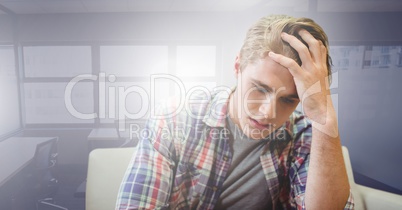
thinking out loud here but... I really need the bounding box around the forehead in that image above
[243,57,296,93]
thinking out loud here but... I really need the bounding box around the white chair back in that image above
[86,147,135,210]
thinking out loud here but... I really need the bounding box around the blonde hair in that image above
[239,14,332,83]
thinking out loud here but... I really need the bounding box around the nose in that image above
[259,98,276,119]
[259,103,273,119]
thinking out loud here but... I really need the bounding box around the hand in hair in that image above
[268,29,335,129]
[269,28,350,210]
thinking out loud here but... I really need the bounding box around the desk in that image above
[0,137,57,187]
[87,128,120,141]
[87,128,137,152]
[87,128,123,152]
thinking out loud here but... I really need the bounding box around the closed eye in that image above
[254,84,268,94]
[281,97,296,104]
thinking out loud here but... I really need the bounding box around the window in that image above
[0,46,21,137]
[176,46,216,77]
[99,44,219,124]
[100,46,168,77]
[99,81,170,123]
[24,82,94,124]
[24,46,92,77]
[21,43,220,126]
[23,46,93,125]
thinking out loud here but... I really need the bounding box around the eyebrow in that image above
[287,94,299,99]
[252,79,273,93]
[251,79,299,99]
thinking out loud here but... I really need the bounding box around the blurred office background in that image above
[1,0,402,209]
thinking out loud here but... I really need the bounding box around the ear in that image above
[234,54,241,79]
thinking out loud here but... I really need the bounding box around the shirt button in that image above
[223,156,229,161]
[212,186,218,191]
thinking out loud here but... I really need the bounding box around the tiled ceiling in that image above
[0,0,401,15]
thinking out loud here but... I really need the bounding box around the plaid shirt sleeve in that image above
[290,154,354,209]
[116,106,177,210]
[289,117,354,210]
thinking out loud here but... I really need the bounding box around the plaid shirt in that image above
[116,90,354,210]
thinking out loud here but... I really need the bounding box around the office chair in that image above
[74,121,140,199]
[86,147,135,210]
[74,120,139,198]
[26,138,68,210]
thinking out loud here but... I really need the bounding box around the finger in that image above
[320,42,327,65]
[281,32,313,65]
[269,51,301,77]
[298,29,322,63]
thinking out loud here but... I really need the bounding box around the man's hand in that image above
[269,29,351,209]
[268,29,334,126]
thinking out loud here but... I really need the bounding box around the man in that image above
[116,14,354,209]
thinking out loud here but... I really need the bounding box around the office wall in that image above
[317,13,402,193]
[16,12,247,87]
[0,15,21,140]
[15,11,402,192]
[0,45,21,139]
[0,15,13,42]
[16,11,402,82]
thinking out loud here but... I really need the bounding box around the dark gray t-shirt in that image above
[215,117,272,210]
